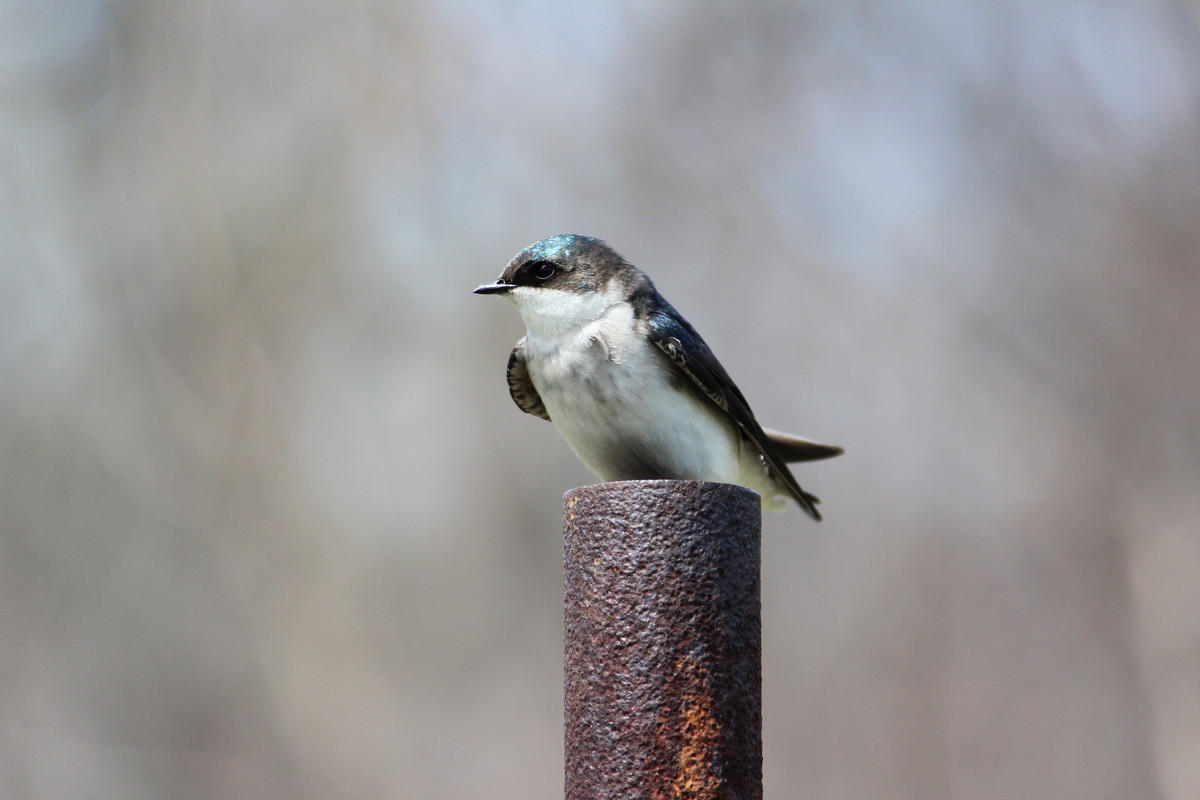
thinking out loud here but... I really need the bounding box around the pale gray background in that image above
[3,2,1199,798]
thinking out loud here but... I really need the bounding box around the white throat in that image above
[508,285,621,341]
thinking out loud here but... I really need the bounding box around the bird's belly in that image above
[533,347,741,483]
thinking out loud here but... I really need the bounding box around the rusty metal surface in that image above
[563,480,762,800]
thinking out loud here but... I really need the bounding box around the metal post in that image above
[563,480,762,800]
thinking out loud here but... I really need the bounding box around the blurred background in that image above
[3,1,1199,798]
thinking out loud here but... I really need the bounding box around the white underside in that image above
[509,287,784,507]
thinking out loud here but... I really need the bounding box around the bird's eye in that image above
[532,262,556,281]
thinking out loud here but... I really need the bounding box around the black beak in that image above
[473,280,516,295]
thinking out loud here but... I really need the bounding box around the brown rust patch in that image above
[660,654,723,799]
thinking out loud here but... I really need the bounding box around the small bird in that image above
[474,234,842,518]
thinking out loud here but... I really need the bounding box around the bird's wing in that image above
[646,302,823,520]
[506,337,551,421]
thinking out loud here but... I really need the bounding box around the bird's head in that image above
[475,234,648,334]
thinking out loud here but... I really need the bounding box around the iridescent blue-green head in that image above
[474,233,655,311]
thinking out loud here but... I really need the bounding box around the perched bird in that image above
[474,234,842,518]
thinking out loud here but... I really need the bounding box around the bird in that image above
[474,234,842,518]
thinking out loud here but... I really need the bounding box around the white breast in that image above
[511,288,744,484]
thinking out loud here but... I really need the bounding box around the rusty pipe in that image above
[563,480,762,800]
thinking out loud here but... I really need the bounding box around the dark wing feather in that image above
[506,338,551,421]
[645,302,824,520]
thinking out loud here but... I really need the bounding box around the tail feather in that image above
[763,428,844,463]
